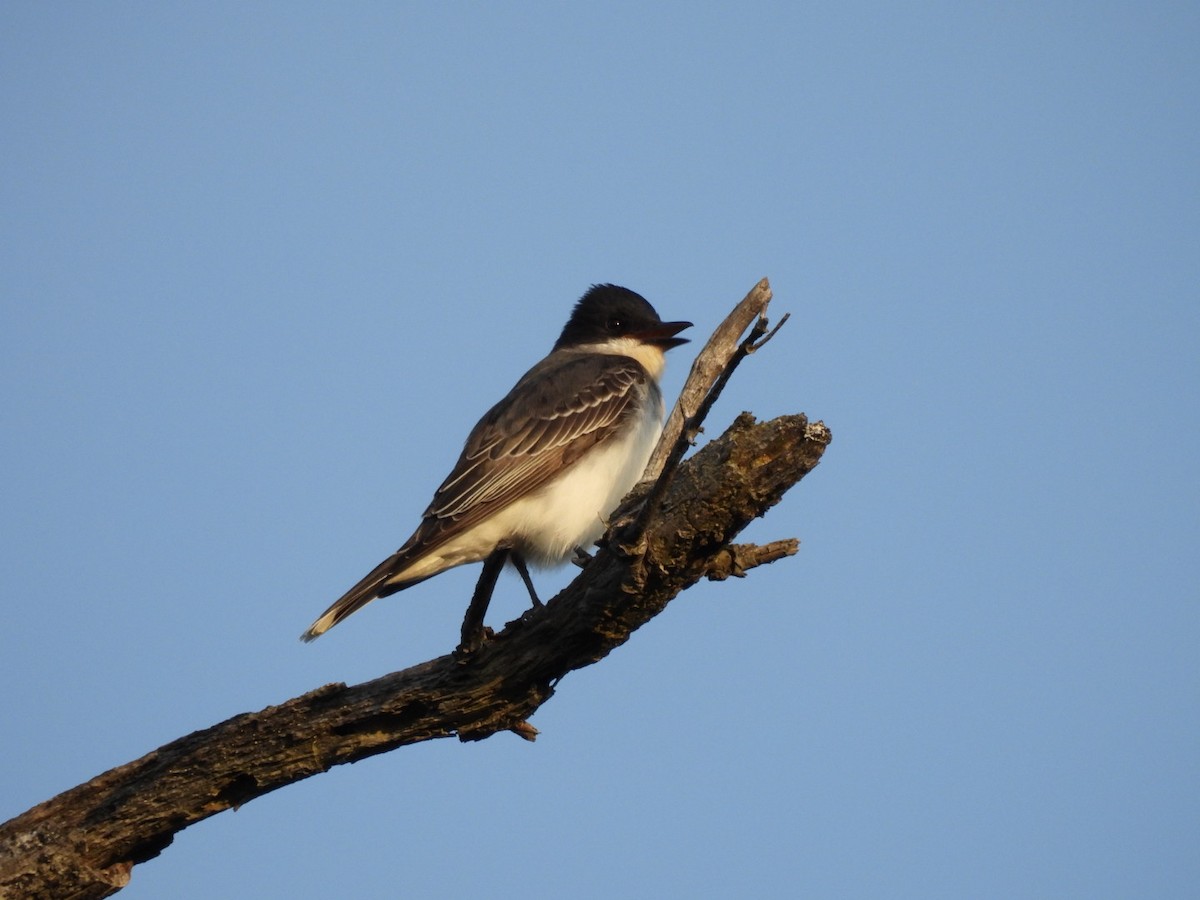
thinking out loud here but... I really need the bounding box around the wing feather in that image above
[422,352,646,528]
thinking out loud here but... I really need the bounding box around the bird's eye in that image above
[606,316,623,331]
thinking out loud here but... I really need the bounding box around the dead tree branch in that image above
[0,278,831,899]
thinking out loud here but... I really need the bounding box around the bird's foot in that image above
[570,546,594,568]
[454,625,494,662]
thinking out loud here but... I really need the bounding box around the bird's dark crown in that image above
[554,284,688,350]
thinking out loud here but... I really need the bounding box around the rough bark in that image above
[0,279,831,899]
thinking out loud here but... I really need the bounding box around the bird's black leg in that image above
[509,551,542,608]
[457,548,508,657]
[570,545,594,568]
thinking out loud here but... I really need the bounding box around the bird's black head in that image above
[553,284,692,352]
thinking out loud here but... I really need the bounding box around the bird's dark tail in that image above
[300,549,429,642]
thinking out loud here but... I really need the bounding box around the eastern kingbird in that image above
[301,284,691,643]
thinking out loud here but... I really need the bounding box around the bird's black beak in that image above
[636,320,692,350]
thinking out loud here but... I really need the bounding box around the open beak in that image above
[635,319,692,350]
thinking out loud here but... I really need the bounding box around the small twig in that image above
[704,540,799,581]
[508,721,539,742]
[748,312,789,352]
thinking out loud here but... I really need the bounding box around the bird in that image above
[301,284,692,646]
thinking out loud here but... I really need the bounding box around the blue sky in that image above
[2,3,1197,897]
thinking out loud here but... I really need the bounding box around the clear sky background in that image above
[2,4,1197,898]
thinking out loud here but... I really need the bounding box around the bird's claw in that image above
[454,625,494,662]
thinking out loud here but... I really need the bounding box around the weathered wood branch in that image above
[644,276,775,482]
[0,279,831,900]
